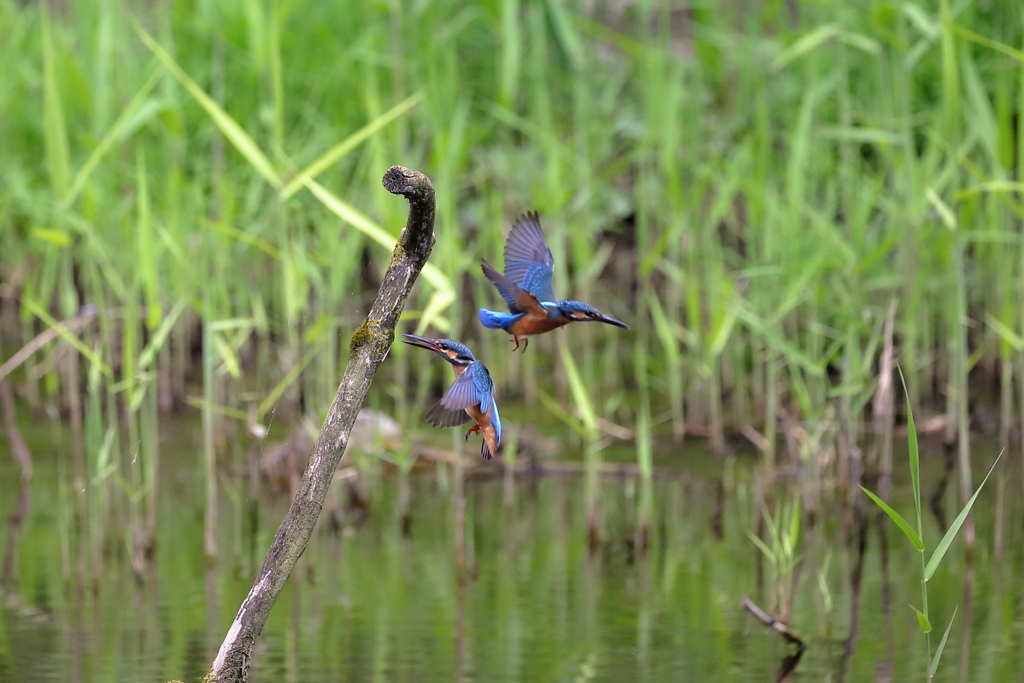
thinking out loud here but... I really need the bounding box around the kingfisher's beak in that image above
[597,314,629,329]
[401,334,442,352]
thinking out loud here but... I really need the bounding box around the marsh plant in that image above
[860,376,1001,680]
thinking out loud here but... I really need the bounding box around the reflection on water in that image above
[0,431,1023,682]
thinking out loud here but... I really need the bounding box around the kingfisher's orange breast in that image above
[507,312,569,337]
[467,404,499,457]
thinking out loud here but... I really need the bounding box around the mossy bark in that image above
[205,166,435,683]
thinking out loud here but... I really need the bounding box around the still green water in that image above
[1,419,1022,682]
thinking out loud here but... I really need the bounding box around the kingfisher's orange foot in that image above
[464,424,481,440]
[510,337,520,351]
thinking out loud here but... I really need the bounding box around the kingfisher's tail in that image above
[478,308,521,330]
[480,439,494,460]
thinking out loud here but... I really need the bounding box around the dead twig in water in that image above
[742,596,805,682]
[742,596,804,648]
[205,166,435,683]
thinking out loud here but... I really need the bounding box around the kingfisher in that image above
[401,334,501,460]
[478,212,628,351]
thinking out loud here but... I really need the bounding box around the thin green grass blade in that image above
[983,312,1024,350]
[280,92,423,199]
[950,23,1024,63]
[416,289,456,335]
[22,298,112,377]
[256,345,320,419]
[41,0,71,196]
[930,606,958,677]
[300,177,451,292]
[557,334,597,437]
[200,218,282,260]
[498,0,521,106]
[924,451,1003,580]
[897,366,924,539]
[62,68,164,207]
[859,485,924,551]
[134,22,281,188]
[212,333,242,379]
[745,529,777,564]
[788,495,801,550]
[184,398,249,422]
[536,389,587,438]
[771,24,842,72]
[544,0,584,70]
[136,146,161,329]
[137,298,189,371]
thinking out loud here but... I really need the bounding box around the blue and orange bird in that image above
[478,212,629,351]
[401,334,501,460]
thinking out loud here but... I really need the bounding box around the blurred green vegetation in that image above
[3,0,1023,442]
[2,0,1023,437]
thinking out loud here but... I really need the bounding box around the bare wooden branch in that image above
[741,596,805,649]
[0,309,96,384]
[205,166,435,683]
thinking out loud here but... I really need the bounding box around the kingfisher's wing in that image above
[424,371,478,428]
[441,371,481,410]
[425,402,472,428]
[503,212,556,303]
[482,260,546,317]
[468,362,496,415]
[481,260,522,314]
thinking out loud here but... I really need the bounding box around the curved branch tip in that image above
[382,166,433,200]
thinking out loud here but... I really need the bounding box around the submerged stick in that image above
[205,166,435,683]
[741,596,805,649]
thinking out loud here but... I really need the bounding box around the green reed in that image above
[861,374,1001,680]
[2,0,1024,556]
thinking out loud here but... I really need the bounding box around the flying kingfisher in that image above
[401,334,501,460]
[478,212,629,351]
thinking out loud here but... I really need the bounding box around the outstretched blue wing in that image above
[503,212,557,303]
[482,259,546,317]
[481,260,522,314]
[425,402,472,428]
[424,371,477,428]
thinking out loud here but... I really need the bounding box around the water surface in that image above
[1,420,1022,682]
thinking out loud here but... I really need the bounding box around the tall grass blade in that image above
[134,22,281,187]
[137,298,188,371]
[41,0,71,196]
[22,298,112,376]
[924,451,1003,580]
[930,606,958,677]
[62,68,164,207]
[256,346,320,420]
[136,146,161,329]
[280,93,423,199]
[771,25,842,72]
[898,366,924,538]
[860,485,924,551]
[300,177,452,294]
[557,334,597,437]
[949,23,1024,63]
